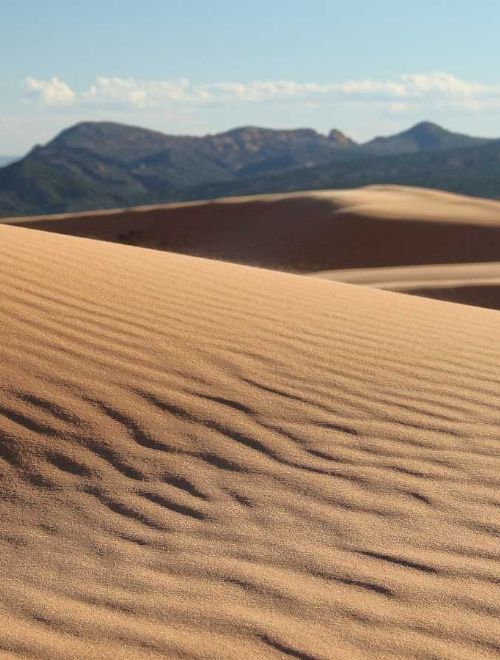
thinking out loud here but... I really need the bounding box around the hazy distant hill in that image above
[360,121,490,156]
[0,120,496,217]
[0,156,18,167]
[0,122,355,217]
[181,139,500,201]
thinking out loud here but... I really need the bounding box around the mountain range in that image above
[0,120,498,217]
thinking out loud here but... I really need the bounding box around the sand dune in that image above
[6,184,500,310]
[5,185,500,272]
[1,224,499,658]
[314,262,500,310]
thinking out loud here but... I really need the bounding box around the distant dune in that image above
[1,224,499,658]
[6,186,500,273]
[5,184,500,311]
[314,262,500,310]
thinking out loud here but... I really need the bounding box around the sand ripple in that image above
[0,225,499,658]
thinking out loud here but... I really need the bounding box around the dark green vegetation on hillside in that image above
[183,139,500,201]
[1,120,498,217]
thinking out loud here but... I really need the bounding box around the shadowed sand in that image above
[314,262,500,310]
[5,185,500,272]
[1,224,499,658]
[5,184,500,311]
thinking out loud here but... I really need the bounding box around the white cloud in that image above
[334,73,495,101]
[399,73,490,98]
[22,72,500,111]
[204,80,335,102]
[24,76,76,105]
[83,76,192,108]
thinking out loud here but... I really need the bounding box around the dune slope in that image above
[314,262,500,310]
[5,185,500,272]
[0,225,499,659]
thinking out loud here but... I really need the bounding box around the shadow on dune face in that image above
[407,284,500,311]
[8,192,500,272]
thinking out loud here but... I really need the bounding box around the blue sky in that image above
[1,0,500,153]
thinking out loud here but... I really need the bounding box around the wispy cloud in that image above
[22,72,500,111]
[24,76,76,105]
[82,77,192,108]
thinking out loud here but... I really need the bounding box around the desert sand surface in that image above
[5,185,500,272]
[314,262,500,310]
[1,223,499,659]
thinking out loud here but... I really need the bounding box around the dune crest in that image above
[6,186,500,273]
[314,262,500,310]
[0,224,499,658]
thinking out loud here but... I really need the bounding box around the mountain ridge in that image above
[0,120,497,217]
[0,155,18,167]
[177,138,500,202]
[361,120,490,156]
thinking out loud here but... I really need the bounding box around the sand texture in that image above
[0,223,499,658]
[314,262,500,310]
[6,186,500,273]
